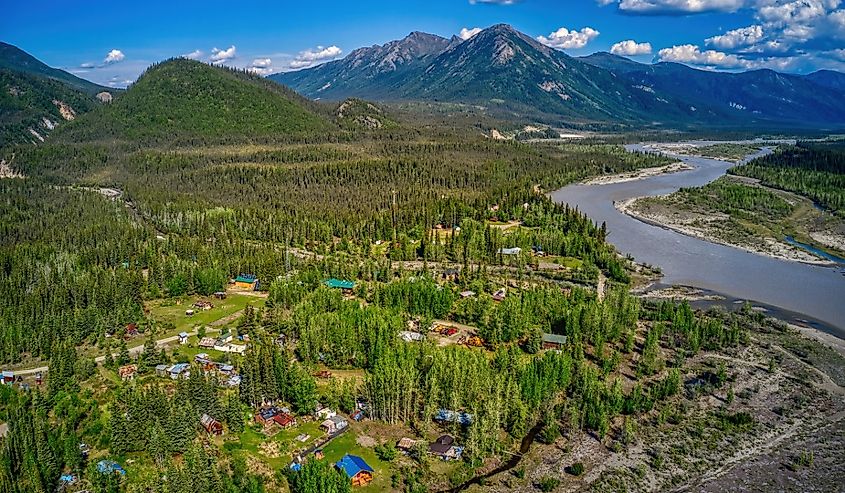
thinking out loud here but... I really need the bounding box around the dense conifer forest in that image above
[0,59,842,493]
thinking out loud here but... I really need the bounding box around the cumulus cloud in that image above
[80,62,96,69]
[658,44,749,67]
[289,45,342,69]
[248,58,274,75]
[610,39,653,55]
[459,27,483,39]
[537,27,600,49]
[103,49,125,64]
[612,0,748,14]
[706,25,765,48]
[183,49,203,60]
[210,45,237,63]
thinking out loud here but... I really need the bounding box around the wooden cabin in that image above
[200,413,223,436]
[541,333,568,351]
[336,454,374,487]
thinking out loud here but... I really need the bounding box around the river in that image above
[550,142,845,338]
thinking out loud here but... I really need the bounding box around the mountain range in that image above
[0,42,115,145]
[272,24,845,129]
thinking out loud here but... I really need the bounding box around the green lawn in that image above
[146,292,264,336]
[320,428,393,492]
[237,419,395,492]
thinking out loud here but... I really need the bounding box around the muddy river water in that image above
[550,142,845,337]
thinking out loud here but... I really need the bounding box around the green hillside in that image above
[0,68,101,146]
[57,59,330,143]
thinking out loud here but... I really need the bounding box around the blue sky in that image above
[3,0,844,87]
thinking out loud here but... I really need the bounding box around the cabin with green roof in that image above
[324,278,356,293]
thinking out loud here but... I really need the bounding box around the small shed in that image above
[459,290,476,298]
[118,364,137,381]
[315,407,336,420]
[2,371,15,385]
[168,363,190,380]
[336,454,374,486]
[178,332,189,344]
[498,247,522,256]
[399,331,425,343]
[125,323,139,337]
[155,364,168,377]
[541,333,568,350]
[213,291,227,299]
[397,437,419,451]
[200,413,223,436]
[198,337,216,348]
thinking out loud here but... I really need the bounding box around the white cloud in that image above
[706,25,765,48]
[658,44,750,67]
[756,0,834,24]
[289,45,343,69]
[248,58,274,75]
[103,49,125,64]
[210,45,237,63]
[183,49,203,60]
[537,27,600,49]
[610,39,653,55]
[469,0,518,4]
[459,27,483,40]
[80,62,95,69]
[614,0,748,14]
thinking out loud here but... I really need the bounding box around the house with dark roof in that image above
[336,454,374,486]
[429,435,464,461]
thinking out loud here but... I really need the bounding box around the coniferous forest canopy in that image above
[0,58,844,493]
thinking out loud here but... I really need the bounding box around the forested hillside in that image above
[56,59,330,143]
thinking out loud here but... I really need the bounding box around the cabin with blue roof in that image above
[336,453,374,486]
